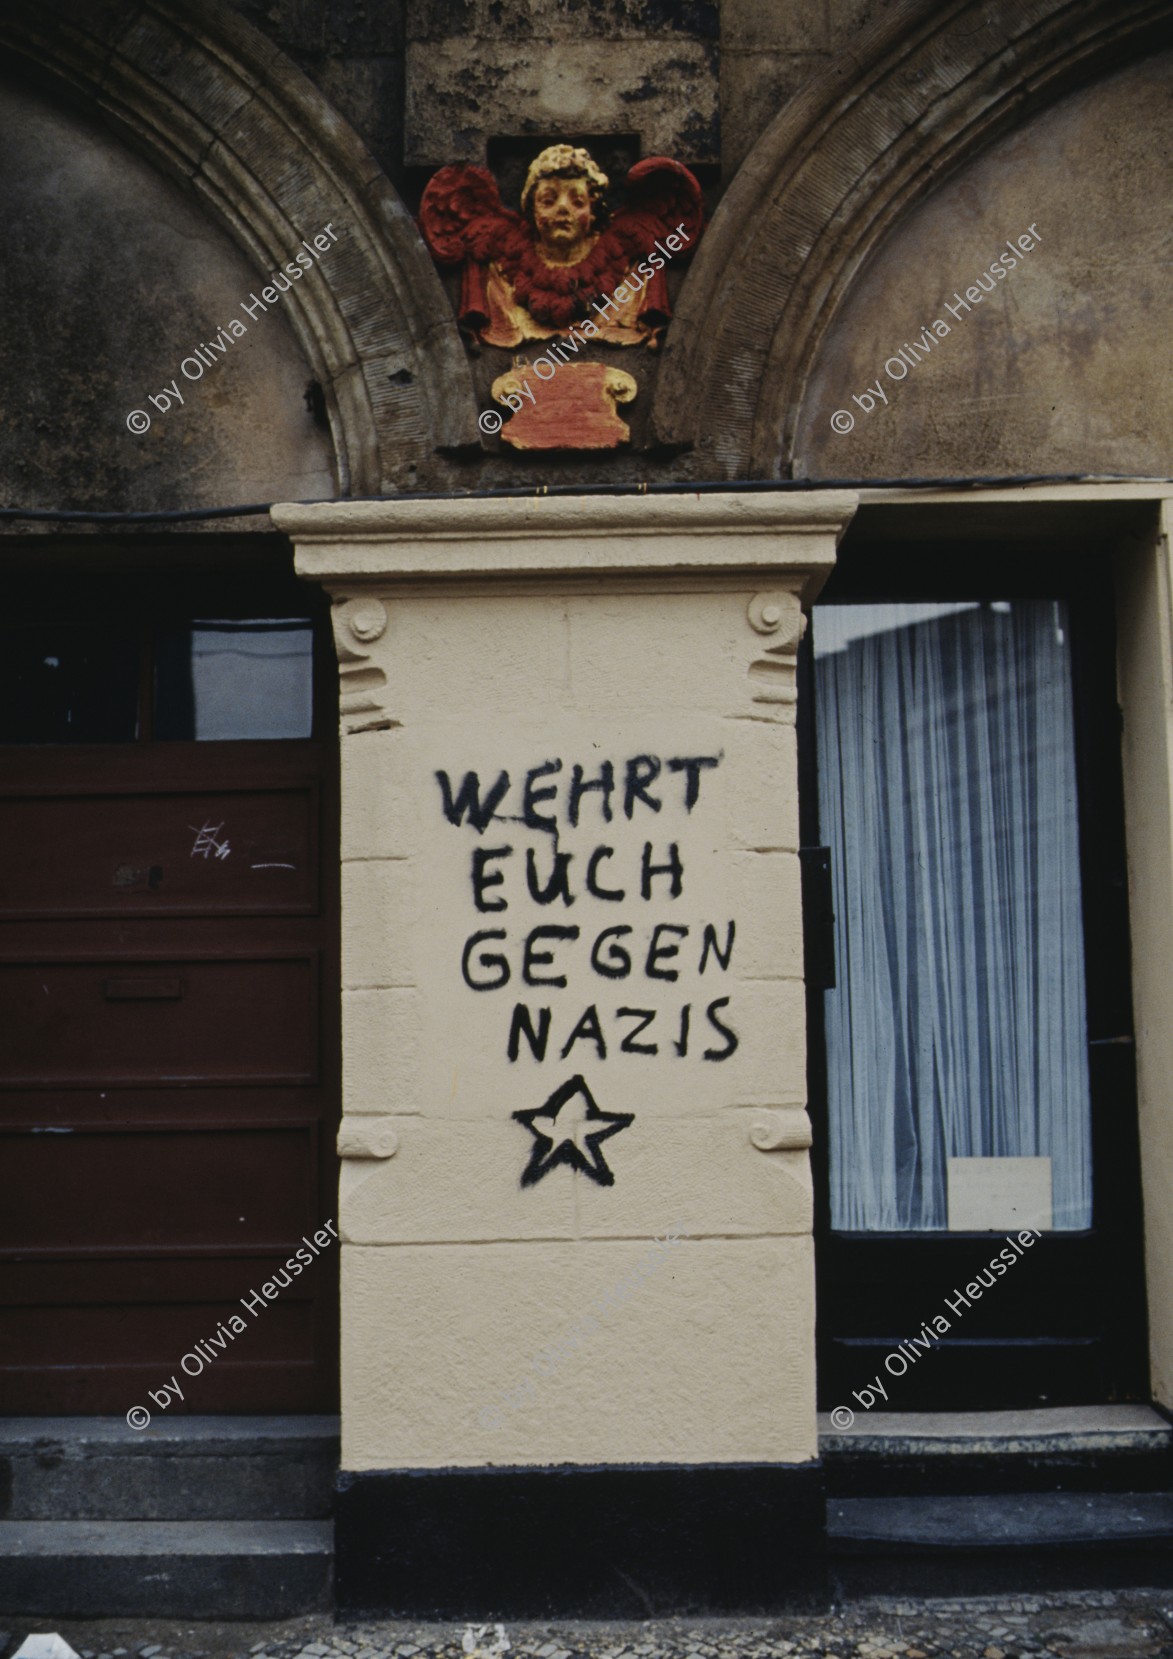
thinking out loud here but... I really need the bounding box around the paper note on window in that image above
[946,1156,1053,1232]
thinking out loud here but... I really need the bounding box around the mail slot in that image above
[103,976,183,1000]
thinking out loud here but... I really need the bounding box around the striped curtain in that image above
[814,599,1092,1232]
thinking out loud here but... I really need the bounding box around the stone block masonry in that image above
[273,490,856,1614]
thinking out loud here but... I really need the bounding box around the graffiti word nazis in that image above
[125,223,341,434]
[438,752,736,1066]
[124,1220,337,1431]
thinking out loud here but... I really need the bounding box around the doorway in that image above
[0,555,340,1413]
[802,538,1148,1410]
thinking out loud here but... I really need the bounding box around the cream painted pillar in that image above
[273,491,856,1616]
[1116,498,1173,1410]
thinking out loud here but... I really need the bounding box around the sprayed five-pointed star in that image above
[512,1074,634,1187]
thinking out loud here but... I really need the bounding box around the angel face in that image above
[531,175,596,266]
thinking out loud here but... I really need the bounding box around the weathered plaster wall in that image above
[230,0,407,193]
[795,48,1173,481]
[276,492,854,1472]
[0,77,335,516]
[403,0,718,171]
[719,0,901,177]
[227,0,944,197]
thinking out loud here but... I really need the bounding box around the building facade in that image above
[2,0,1173,1617]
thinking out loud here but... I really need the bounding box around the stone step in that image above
[829,1490,1173,1597]
[0,1416,339,1520]
[819,1404,1173,1495]
[0,1519,333,1617]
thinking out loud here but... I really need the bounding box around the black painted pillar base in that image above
[335,1461,828,1617]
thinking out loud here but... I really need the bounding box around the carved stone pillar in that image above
[273,489,857,1615]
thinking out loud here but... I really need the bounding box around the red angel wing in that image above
[418,164,524,265]
[609,157,704,256]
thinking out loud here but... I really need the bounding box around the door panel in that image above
[0,1124,319,1252]
[0,785,317,916]
[0,956,318,1084]
[0,581,339,1413]
[3,1273,326,1414]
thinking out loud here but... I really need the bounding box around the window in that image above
[0,616,315,744]
[813,598,1092,1232]
[155,620,314,741]
[0,625,140,744]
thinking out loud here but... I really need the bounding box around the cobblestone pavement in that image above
[7,1589,1173,1659]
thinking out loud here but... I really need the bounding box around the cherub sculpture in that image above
[419,143,703,352]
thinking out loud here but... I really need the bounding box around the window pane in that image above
[155,620,314,741]
[0,626,139,744]
[814,599,1092,1233]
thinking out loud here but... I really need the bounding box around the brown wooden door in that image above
[0,574,340,1413]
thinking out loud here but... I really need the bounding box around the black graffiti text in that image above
[471,840,687,910]
[436,752,721,835]
[461,919,735,991]
[506,997,739,1063]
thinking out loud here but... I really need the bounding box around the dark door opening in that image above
[0,561,340,1413]
[802,539,1148,1411]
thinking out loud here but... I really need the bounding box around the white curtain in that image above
[814,600,1092,1232]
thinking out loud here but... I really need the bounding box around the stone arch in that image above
[1,0,478,494]
[650,0,1173,479]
